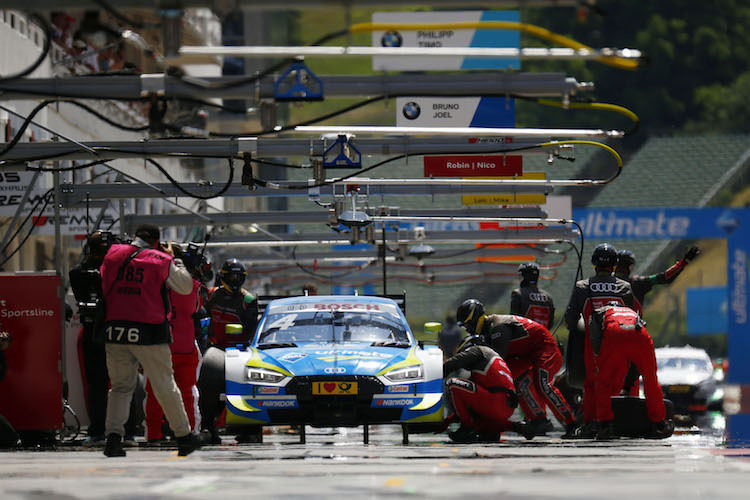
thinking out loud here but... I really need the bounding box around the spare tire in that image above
[198,347,226,399]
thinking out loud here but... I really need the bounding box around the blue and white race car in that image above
[223,295,444,442]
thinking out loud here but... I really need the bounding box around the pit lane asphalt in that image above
[1,420,749,500]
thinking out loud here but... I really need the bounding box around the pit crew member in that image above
[564,243,636,438]
[457,299,576,437]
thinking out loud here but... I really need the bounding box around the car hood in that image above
[658,369,713,386]
[256,342,415,377]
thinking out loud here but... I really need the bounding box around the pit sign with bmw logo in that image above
[371,10,520,71]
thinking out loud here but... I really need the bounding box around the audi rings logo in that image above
[529,293,548,302]
[590,282,618,293]
[402,102,421,120]
[381,30,403,47]
[324,366,346,374]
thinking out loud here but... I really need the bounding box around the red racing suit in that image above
[443,345,518,434]
[616,258,689,394]
[510,285,555,330]
[145,279,202,440]
[564,274,636,423]
[204,287,257,348]
[481,315,574,426]
[591,305,666,423]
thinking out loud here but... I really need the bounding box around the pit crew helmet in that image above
[456,299,485,334]
[219,258,246,293]
[517,261,540,284]
[591,243,618,268]
[616,249,636,275]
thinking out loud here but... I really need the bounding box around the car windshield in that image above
[657,356,712,374]
[258,309,410,345]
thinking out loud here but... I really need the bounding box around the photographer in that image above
[69,231,141,448]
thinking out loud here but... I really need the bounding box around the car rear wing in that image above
[254,293,407,316]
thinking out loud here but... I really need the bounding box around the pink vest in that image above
[169,280,200,354]
[101,244,171,325]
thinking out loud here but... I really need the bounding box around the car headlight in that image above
[384,365,423,382]
[246,367,287,383]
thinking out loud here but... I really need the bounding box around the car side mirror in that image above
[424,322,441,337]
[225,323,243,335]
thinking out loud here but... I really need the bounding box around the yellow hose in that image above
[349,21,639,70]
[537,100,640,132]
[538,139,623,184]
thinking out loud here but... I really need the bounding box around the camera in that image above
[173,242,213,284]
[70,268,103,324]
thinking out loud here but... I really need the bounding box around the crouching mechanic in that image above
[456,299,577,437]
[100,224,202,457]
[443,334,534,442]
[589,302,674,440]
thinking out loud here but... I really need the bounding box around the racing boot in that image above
[476,433,502,443]
[448,426,477,444]
[511,421,535,441]
[103,433,126,457]
[562,421,596,440]
[528,417,555,436]
[176,432,202,457]
[200,428,222,445]
[561,422,580,439]
[595,420,619,441]
[648,418,675,439]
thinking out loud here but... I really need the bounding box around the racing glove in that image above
[684,246,700,262]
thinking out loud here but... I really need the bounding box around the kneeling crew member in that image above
[443,334,533,442]
[590,303,673,440]
[100,224,201,457]
[457,299,576,437]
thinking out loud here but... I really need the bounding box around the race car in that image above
[223,295,444,443]
[656,346,723,417]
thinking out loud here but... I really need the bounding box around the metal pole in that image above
[53,168,67,388]
[381,225,387,295]
[0,73,590,101]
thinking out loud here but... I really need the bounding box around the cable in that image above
[25,158,111,172]
[0,190,53,268]
[0,98,150,159]
[0,13,52,82]
[145,156,234,200]
[347,21,640,70]
[536,99,640,136]
[93,0,160,29]
[206,95,386,138]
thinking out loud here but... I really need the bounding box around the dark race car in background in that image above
[656,346,723,419]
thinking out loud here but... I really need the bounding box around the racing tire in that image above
[611,396,675,437]
[404,422,444,434]
[198,347,225,405]
[235,425,263,444]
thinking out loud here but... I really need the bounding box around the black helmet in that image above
[457,334,484,352]
[456,299,485,334]
[219,258,246,293]
[517,261,540,283]
[591,243,618,268]
[616,249,636,273]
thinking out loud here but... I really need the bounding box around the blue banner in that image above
[728,217,750,383]
[686,286,727,336]
[571,207,744,240]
